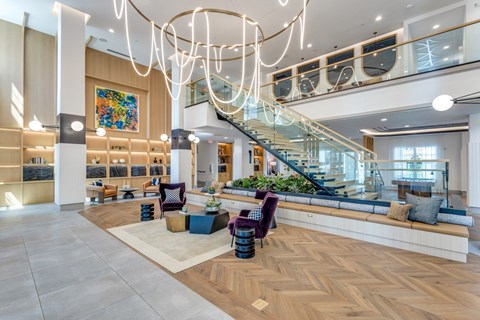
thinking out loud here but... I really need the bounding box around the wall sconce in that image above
[28,120,105,136]
[432,91,480,111]
[160,133,169,141]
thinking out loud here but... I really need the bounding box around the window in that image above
[272,69,293,100]
[326,49,354,86]
[362,35,397,77]
[393,146,437,179]
[297,60,319,94]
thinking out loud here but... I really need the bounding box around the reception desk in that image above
[392,178,436,199]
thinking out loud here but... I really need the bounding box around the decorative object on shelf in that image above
[208,187,216,195]
[29,157,47,164]
[140,203,155,221]
[182,205,189,213]
[153,157,158,164]
[131,165,147,177]
[91,159,97,164]
[86,165,106,179]
[112,159,119,164]
[110,165,128,178]
[23,166,54,181]
[205,195,221,213]
[160,159,163,164]
[119,159,126,164]
[95,86,139,132]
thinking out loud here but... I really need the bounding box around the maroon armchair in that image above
[228,192,279,248]
[159,182,186,219]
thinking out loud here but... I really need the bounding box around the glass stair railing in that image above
[188,75,381,199]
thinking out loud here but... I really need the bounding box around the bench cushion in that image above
[311,198,340,208]
[412,222,469,238]
[331,209,370,221]
[339,202,374,213]
[367,213,413,229]
[279,202,335,215]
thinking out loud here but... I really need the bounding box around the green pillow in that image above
[406,193,443,225]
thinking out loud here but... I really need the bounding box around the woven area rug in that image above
[107,218,234,273]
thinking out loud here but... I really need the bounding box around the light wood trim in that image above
[261,18,480,88]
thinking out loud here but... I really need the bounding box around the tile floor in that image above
[0,203,233,320]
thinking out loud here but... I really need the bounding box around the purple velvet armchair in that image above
[159,182,186,219]
[228,192,279,248]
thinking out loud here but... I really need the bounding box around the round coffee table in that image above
[119,188,139,199]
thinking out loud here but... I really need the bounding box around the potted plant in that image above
[208,186,216,194]
[205,196,221,212]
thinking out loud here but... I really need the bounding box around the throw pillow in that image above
[95,180,103,187]
[247,206,263,220]
[151,177,160,186]
[211,181,225,193]
[164,188,181,202]
[200,181,212,193]
[406,193,443,225]
[386,201,413,222]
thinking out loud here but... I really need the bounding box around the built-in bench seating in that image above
[186,189,472,262]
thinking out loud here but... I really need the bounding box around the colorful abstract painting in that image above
[95,86,139,132]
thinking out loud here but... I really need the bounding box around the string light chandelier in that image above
[113,0,309,114]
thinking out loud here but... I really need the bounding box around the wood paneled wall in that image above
[0,21,56,129]
[85,48,171,140]
[0,20,171,138]
[0,20,23,128]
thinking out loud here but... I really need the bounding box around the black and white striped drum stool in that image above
[234,227,255,259]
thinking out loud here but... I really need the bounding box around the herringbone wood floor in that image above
[80,200,480,320]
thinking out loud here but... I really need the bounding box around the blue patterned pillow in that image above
[164,188,181,202]
[406,193,443,225]
[151,177,160,186]
[95,180,103,187]
[247,206,262,220]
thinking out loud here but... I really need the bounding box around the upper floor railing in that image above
[261,19,480,103]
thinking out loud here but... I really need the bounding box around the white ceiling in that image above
[0,0,463,78]
[1,0,473,140]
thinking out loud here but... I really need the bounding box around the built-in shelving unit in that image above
[218,142,232,183]
[86,135,171,192]
[0,128,55,206]
[253,145,264,176]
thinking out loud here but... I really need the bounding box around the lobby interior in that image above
[1,0,480,319]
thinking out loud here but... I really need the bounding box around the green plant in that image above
[230,174,316,195]
[205,196,221,208]
[255,175,274,190]
[241,177,252,189]
[232,179,243,188]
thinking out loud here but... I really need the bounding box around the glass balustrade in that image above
[364,160,450,207]
[260,21,480,103]
[187,75,378,199]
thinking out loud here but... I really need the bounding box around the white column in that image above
[170,56,193,189]
[233,138,253,180]
[469,113,480,213]
[54,4,88,210]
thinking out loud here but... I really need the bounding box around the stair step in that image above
[323,179,356,187]
[335,185,364,196]
[315,173,345,180]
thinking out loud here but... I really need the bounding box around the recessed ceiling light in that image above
[433,24,440,30]
[404,125,410,128]
[443,57,449,61]
[381,118,388,122]
[406,4,414,9]
[307,43,312,48]
[375,16,382,22]
[108,28,114,33]
[199,65,204,68]
[234,48,239,52]
[226,75,230,79]
[443,45,450,50]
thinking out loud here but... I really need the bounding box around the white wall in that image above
[374,132,464,192]
[196,141,217,185]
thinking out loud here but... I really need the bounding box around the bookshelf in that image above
[217,142,232,183]
[0,128,55,206]
[253,145,264,176]
[86,135,171,194]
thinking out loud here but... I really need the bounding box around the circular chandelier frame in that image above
[126,0,310,62]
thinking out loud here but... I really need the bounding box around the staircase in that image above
[188,75,382,199]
